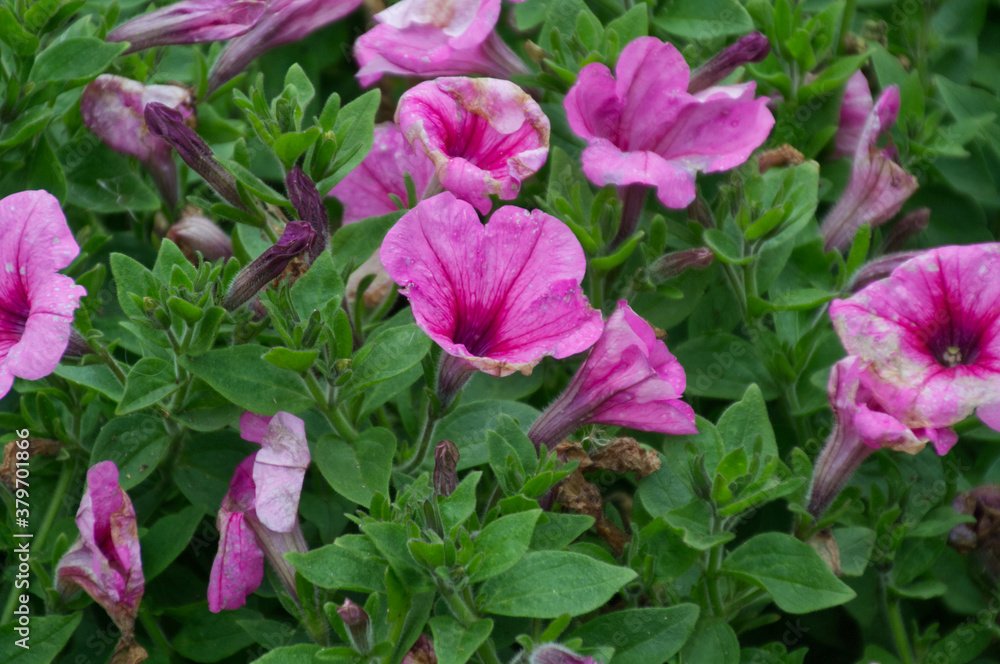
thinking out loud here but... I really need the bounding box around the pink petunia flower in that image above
[806,357,957,516]
[527,300,697,450]
[0,191,87,399]
[395,77,550,214]
[563,36,774,210]
[209,411,310,612]
[831,71,874,159]
[830,243,1000,431]
[530,643,600,664]
[106,0,268,53]
[819,85,918,251]
[56,461,145,632]
[81,75,195,207]
[380,192,603,382]
[354,0,528,87]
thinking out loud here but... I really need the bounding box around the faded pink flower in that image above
[0,191,87,399]
[527,300,697,450]
[56,461,145,632]
[107,0,268,52]
[564,37,774,209]
[380,192,603,379]
[209,411,310,612]
[820,85,918,251]
[355,0,527,87]
[531,644,600,664]
[830,244,1000,432]
[166,213,233,263]
[402,634,437,664]
[81,75,195,207]
[832,71,874,159]
[395,77,550,214]
[806,357,957,516]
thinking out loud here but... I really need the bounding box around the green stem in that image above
[303,372,357,442]
[139,608,173,654]
[837,0,858,55]
[887,594,916,664]
[705,544,726,617]
[439,588,502,664]
[720,263,749,322]
[398,402,438,475]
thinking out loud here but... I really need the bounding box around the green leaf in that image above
[290,251,343,321]
[172,430,256,511]
[721,533,856,613]
[570,605,700,664]
[0,106,51,150]
[330,210,402,273]
[604,4,648,46]
[110,252,159,320]
[0,613,82,663]
[654,0,753,38]
[923,621,993,664]
[478,551,637,618]
[29,37,127,83]
[429,616,493,664]
[470,509,541,582]
[217,158,289,205]
[674,333,779,400]
[530,513,594,551]
[438,471,482,534]
[274,127,321,169]
[179,345,313,415]
[340,325,431,400]
[142,505,203,582]
[436,401,541,470]
[173,607,260,663]
[315,429,396,507]
[798,52,871,101]
[249,644,322,663]
[283,63,316,110]
[716,384,777,458]
[361,522,432,591]
[664,500,735,551]
[117,357,178,414]
[261,347,319,373]
[53,364,123,402]
[287,541,386,593]
[0,8,38,56]
[680,618,739,664]
[703,229,752,265]
[90,414,170,490]
[832,527,875,577]
[317,89,380,194]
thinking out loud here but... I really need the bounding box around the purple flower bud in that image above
[222,221,317,310]
[337,599,373,654]
[882,207,930,252]
[401,635,437,664]
[649,248,714,282]
[144,102,246,211]
[106,0,268,52]
[949,486,1000,573]
[81,75,195,207]
[433,440,459,497]
[530,644,600,664]
[166,213,234,263]
[688,32,771,94]
[849,250,925,292]
[286,167,329,261]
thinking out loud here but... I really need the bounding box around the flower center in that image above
[927,326,982,369]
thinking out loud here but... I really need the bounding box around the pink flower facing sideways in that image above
[355,0,528,87]
[564,37,774,210]
[0,191,87,399]
[396,77,550,215]
[209,411,310,612]
[380,192,603,399]
[527,300,697,450]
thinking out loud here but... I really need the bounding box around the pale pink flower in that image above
[807,357,957,516]
[402,635,437,664]
[832,71,873,159]
[395,77,550,214]
[166,213,233,263]
[564,37,774,210]
[56,461,145,631]
[830,243,1000,431]
[380,192,603,379]
[107,0,268,52]
[354,0,527,87]
[0,191,87,399]
[531,644,600,664]
[527,300,697,450]
[81,75,195,207]
[820,85,918,251]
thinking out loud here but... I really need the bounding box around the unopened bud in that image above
[688,32,770,94]
[166,214,233,263]
[337,599,373,654]
[949,486,1000,578]
[849,250,924,292]
[882,207,930,252]
[222,221,317,310]
[433,440,459,497]
[401,635,437,664]
[649,248,714,283]
[286,167,329,260]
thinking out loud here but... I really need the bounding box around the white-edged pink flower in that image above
[527,300,697,450]
[0,191,87,399]
[354,0,527,87]
[380,192,603,378]
[830,243,1000,432]
[395,77,550,214]
[563,37,774,210]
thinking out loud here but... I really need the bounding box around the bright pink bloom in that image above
[209,411,310,612]
[56,461,145,631]
[0,191,86,399]
[354,0,527,87]
[527,300,697,450]
[806,357,957,516]
[395,77,550,214]
[820,85,918,251]
[380,192,603,378]
[81,75,195,207]
[832,71,873,159]
[830,243,1000,431]
[564,37,774,210]
[107,0,267,52]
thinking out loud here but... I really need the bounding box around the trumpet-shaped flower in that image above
[81,75,195,206]
[820,85,918,251]
[527,300,697,450]
[396,77,550,214]
[807,357,957,516]
[564,37,774,209]
[0,191,87,399]
[209,411,310,612]
[830,243,1000,431]
[56,461,145,632]
[832,71,873,159]
[380,192,603,378]
[106,0,267,52]
[355,0,527,87]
